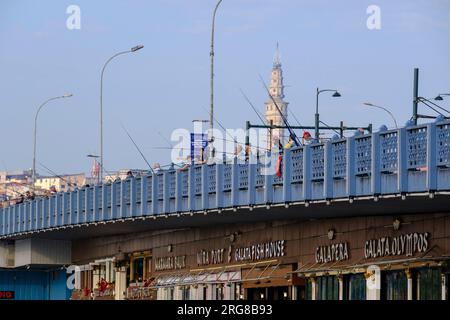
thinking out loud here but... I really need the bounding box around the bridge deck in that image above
[1,120,450,239]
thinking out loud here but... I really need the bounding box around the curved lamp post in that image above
[99,45,144,182]
[315,88,341,139]
[33,93,73,187]
[363,102,398,129]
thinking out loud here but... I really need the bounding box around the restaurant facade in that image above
[71,211,450,300]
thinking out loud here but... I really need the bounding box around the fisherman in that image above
[153,163,161,173]
[284,134,295,150]
[179,155,192,172]
[302,131,312,145]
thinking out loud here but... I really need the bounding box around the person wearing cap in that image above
[302,131,312,145]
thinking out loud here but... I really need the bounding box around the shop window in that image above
[305,279,313,300]
[381,270,407,300]
[418,268,442,300]
[344,274,366,300]
[316,276,339,300]
[180,286,190,300]
[133,257,144,282]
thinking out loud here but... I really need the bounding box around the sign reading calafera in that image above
[365,232,430,259]
[234,240,285,262]
[315,242,349,263]
[155,255,186,271]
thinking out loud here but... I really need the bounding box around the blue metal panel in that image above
[151,173,158,214]
[264,152,273,204]
[427,123,437,191]
[93,186,100,221]
[201,165,208,210]
[398,127,408,193]
[231,158,238,207]
[248,159,256,205]
[130,177,137,217]
[163,172,170,213]
[0,269,70,300]
[302,146,311,200]
[371,132,381,195]
[407,125,428,169]
[324,141,333,199]
[216,163,223,208]
[346,137,356,197]
[283,148,292,202]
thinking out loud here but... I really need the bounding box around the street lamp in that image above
[315,88,341,139]
[435,93,450,101]
[32,93,73,187]
[209,0,223,157]
[363,102,398,129]
[100,45,144,183]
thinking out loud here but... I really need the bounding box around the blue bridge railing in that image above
[1,119,450,238]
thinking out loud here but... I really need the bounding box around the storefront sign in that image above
[197,248,226,266]
[364,232,430,259]
[155,255,186,271]
[315,242,349,263]
[0,291,14,299]
[234,240,285,262]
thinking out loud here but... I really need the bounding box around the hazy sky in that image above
[0,0,449,176]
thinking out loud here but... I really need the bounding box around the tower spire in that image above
[273,42,281,67]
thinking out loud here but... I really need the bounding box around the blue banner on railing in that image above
[190,133,208,162]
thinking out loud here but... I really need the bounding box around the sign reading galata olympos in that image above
[364,232,430,259]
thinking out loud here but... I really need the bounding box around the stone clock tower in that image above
[265,44,288,150]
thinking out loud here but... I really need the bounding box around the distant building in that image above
[265,44,289,151]
[104,169,151,182]
[35,173,86,192]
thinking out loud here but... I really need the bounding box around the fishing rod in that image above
[157,131,174,148]
[417,97,450,114]
[120,123,154,174]
[239,88,267,126]
[258,75,300,147]
[319,120,342,137]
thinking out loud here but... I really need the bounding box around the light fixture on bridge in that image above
[429,192,435,199]
[233,207,237,212]
[266,205,271,210]
[304,201,310,207]
[284,203,290,209]
[204,211,208,216]
[348,197,354,204]
[401,194,406,200]
[152,216,157,220]
[326,200,331,206]
[374,196,379,202]
[190,212,194,216]
[217,209,222,214]
[164,214,169,218]
[176,213,181,217]
[249,206,254,211]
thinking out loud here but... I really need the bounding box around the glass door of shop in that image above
[418,268,442,300]
[344,274,366,300]
[316,276,339,300]
[381,270,407,300]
